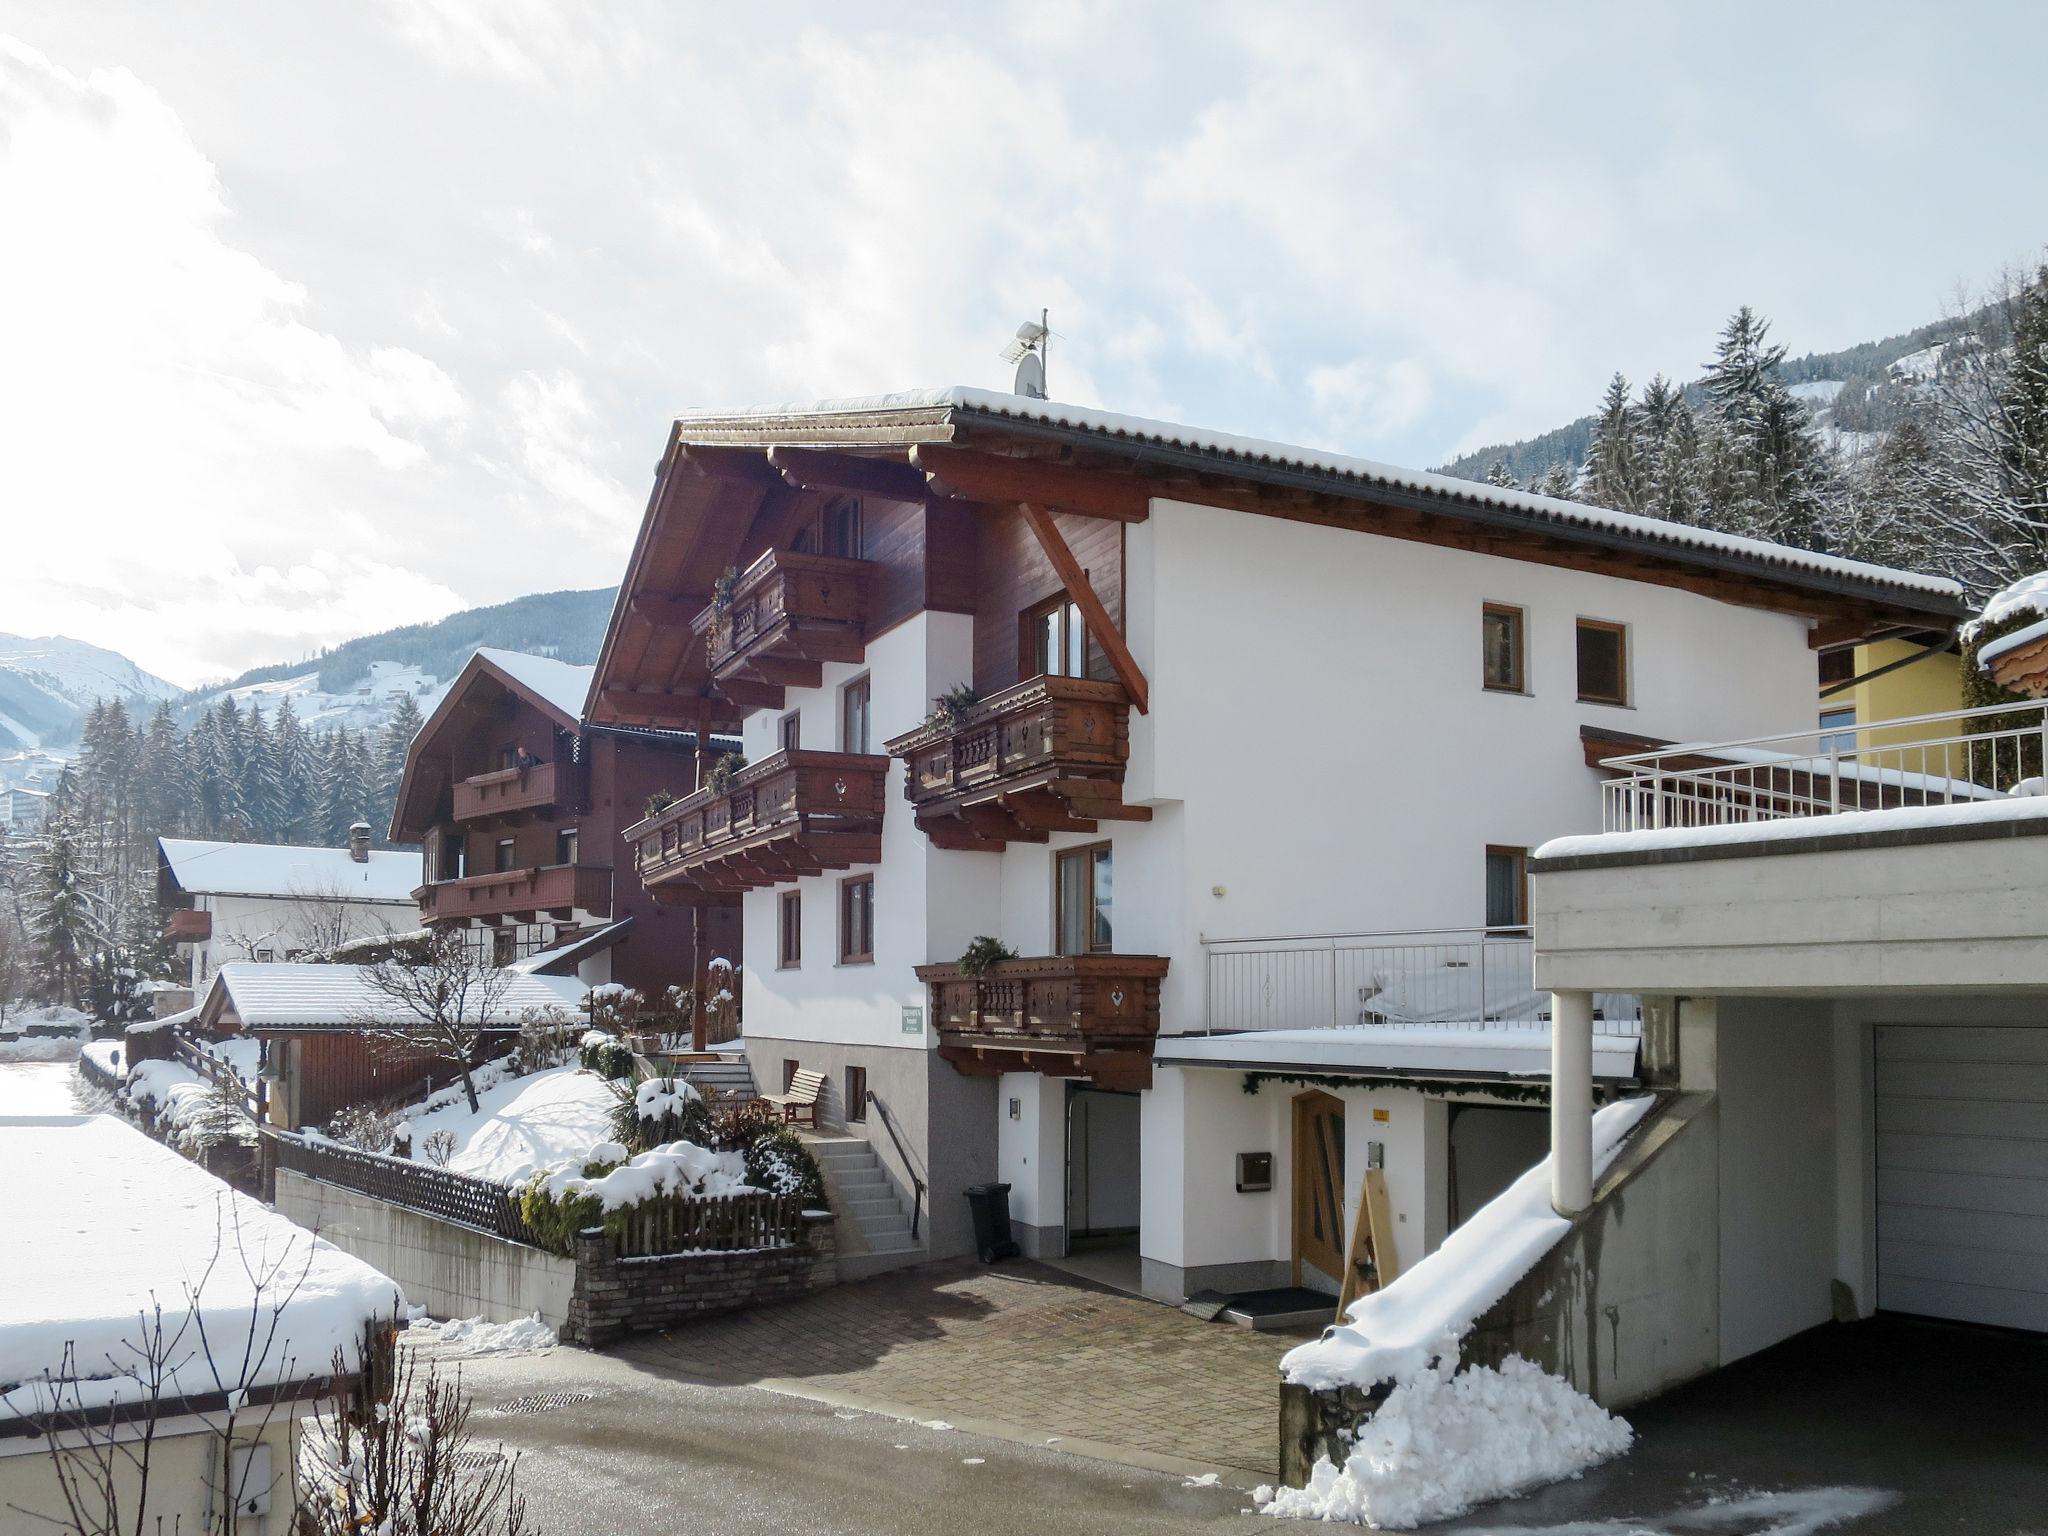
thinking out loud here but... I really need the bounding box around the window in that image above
[823,496,863,559]
[440,832,466,883]
[1819,706,1857,756]
[1818,647,1856,688]
[255,948,274,964]
[1026,594,1087,680]
[840,675,871,755]
[839,875,875,964]
[555,827,578,867]
[779,711,802,753]
[1576,619,1628,705]
[493,928,516,966]
[497,744,519,771]
[1056,843,1113,955]
[1482,604,1525,692]
[1485,846,1528,931]
[494,837,517,874]
[845,1064,868,1124]
[783,1059,800,1093]
[778,890,802,969]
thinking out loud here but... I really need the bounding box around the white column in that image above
[1551,988,1594,1217]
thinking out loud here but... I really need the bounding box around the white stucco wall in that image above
[995,1071,1066,1243]
[187,890,419,987]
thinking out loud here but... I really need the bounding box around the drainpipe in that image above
[1551,989,1594,1217]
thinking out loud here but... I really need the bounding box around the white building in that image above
[2,786,50,834]
[157,829,423,992]
[585,388,1963,1294]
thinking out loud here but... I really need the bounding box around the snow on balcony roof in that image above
[1534,791,2048,862]
[474,647,595,724]
[1978,613,2048,669]
[1153,1026,1640,1081]
[1965,569,2048,637]
[206,962,585,1030]
[158,837,422,903]
[0,1114,401,1421]
[674,387,1965,610]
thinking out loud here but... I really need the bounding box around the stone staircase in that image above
[805,1134,922,1280]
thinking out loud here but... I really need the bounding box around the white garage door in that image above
[1875,1025,2048,1331]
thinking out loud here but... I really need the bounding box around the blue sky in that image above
[4,2,2044,685]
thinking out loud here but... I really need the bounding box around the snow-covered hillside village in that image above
[5,9,2048,1534]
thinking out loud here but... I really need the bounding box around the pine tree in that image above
[271,697,319,842]
[373,694,426,848]
[24,777,109,1008]
[1536,462,1575,501]
[315,728,373,846]
[1583,373,1646,513]
[240,706,289,842]
[137,701,187,842]
[1700,306,1827,544]
[1484,460,1519,490]
[1649,398,1710,526]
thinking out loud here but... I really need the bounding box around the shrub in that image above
[421,1129,459,1167]
[737,1124,828,1210]
[326,1104,400,1154]
[579,1031,635,1081]
[514,1009,574,1073]
[517,1155,620,1256]
[957,935,1017,978]
[608,1074,710,1153]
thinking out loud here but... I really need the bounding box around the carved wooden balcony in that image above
[452,761,560,824]
[689,549,875,712]
[883,675,1149,849]
[415,863,612,925]
[163,908,212,944]
[628,749,888,897]
[914,954,1170,1090]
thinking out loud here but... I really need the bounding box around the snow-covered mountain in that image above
[200,658,452,736]
[0,634,183,751]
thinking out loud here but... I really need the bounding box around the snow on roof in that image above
[1967,569,2048,637]
[676,387,1964,607]
[1154,1026,1640,1081]
[1978,613,2048,670]
[1534,790,2048,862]
[508,917,634,975]
[208,962,585,1030]
[1281,1095,1655,1393]
[475,648,594,724]
[159,837,422,903]
[0,1114,401,1420]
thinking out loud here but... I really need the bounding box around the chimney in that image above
[348,822,371,863]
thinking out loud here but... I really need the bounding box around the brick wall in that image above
[564,1212,837,1345]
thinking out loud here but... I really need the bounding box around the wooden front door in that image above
[1292,1091,1346,1287]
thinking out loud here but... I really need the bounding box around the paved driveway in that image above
[612,1256,1309,1480]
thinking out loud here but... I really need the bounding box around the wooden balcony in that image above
[415,863,612,925]
[452,761,560,824]
[163,908,212,944]
[883,675,1150,850]
[914,954,1170,1090]
[628,749,888,897]
[689,548,875,711]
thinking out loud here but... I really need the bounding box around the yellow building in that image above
[1821,634,1964,745]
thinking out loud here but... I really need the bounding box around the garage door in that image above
[1876,1025,2048,1331]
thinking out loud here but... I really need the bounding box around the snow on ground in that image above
[0,1032,84,1062]
[0,1004,91,1060]
[406,1311,557,1355]
[122,1057,235,1147]
[0,1114,401,1420]
[1256,1356,1632,1529]
[80,1038,127,1077]
[0,1061,89,1115]
[401,1062,620,1184]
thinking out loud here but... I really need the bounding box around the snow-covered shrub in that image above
[517,1139,759,1256]
[421,1129,459,1167]
[736,1124,828,1210]
[608,1074,708,1151]
[512,1008,574,1073]
[578,1032,635,1081]
[326,1104,401,1154]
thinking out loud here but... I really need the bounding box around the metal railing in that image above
[1201,927,1640,1036]
[1599,701,2047,832]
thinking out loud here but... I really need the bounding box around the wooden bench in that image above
[761,1068,826,1128]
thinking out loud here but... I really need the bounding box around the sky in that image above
[2,2,2044,689]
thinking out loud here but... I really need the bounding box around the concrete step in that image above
[842,1194,900,1218]
[830,1168,889,1190]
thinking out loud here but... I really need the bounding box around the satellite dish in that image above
[1013,351,1046,399]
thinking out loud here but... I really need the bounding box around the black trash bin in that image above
[964,1182,1021,1263]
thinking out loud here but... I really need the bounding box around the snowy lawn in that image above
[0,1061,89,1115]
[0,1004,91,1061]
[400,1063,621,1184]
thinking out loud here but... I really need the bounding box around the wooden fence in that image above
[272,1132,538,1244]
[613,1190,805,1258]
[170,1034,267,1122]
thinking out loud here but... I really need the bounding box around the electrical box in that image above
[209,1441,273,1522]
[1235,1151,1273,1193]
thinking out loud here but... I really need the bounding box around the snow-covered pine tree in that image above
[1484,460,1519,490]
[1582,372,1646,513]
[1700,306,1829,545]
[271,696,319,843]
[1648,396,1710,526]
[239,706,290,843]
[24,776,112,1008]
[137,700,187,842]
[372,693,426,847]
[314,727,373,847]
[1535,462,1575,501]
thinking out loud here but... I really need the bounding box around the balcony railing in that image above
[452,761,560,823]
[628,749,888,895]
[915,953,1169,1090]
[691,548,875,711]
[163,908,212,944]
[1201,927,1641,1036]
[1597,701,2045,832]
[884,674,1148,849]
[415,862,612,924]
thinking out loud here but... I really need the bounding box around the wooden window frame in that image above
[844,1064,869,1124]
[554,827,578,868]
[1054,841,1114,957]
[1481,603,1526,694]
[493,837,517,874]
[1021,592,1090,683]
[838,874,875,965]
[822,495,864,560]
[839,674,871,755]
[1484,844,1530,932]
[777,889,802,970]
[1575,618,1629,706]
[778,711,802,753]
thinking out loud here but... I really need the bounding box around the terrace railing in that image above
[1597,701,2047,832]
[271,1132,539,1244]
[1201,927,1640,1037]
[612,1190,804,1258]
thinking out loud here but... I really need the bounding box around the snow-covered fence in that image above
[1597,699,2044,831]
[169,1033,266,1121]
[1202,928,1640,1036]
[613,1190,805,1258]
[272,1132,538,1244]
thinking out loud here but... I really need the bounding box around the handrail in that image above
[864,1090,926,1243]
[1202,924,1536,948]
[1598,699,2047,770]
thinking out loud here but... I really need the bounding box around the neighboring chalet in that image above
[157,830,422,1006]
[196,962,584,1130]
[389,648,740,1004]
[585,386,1964,1291]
